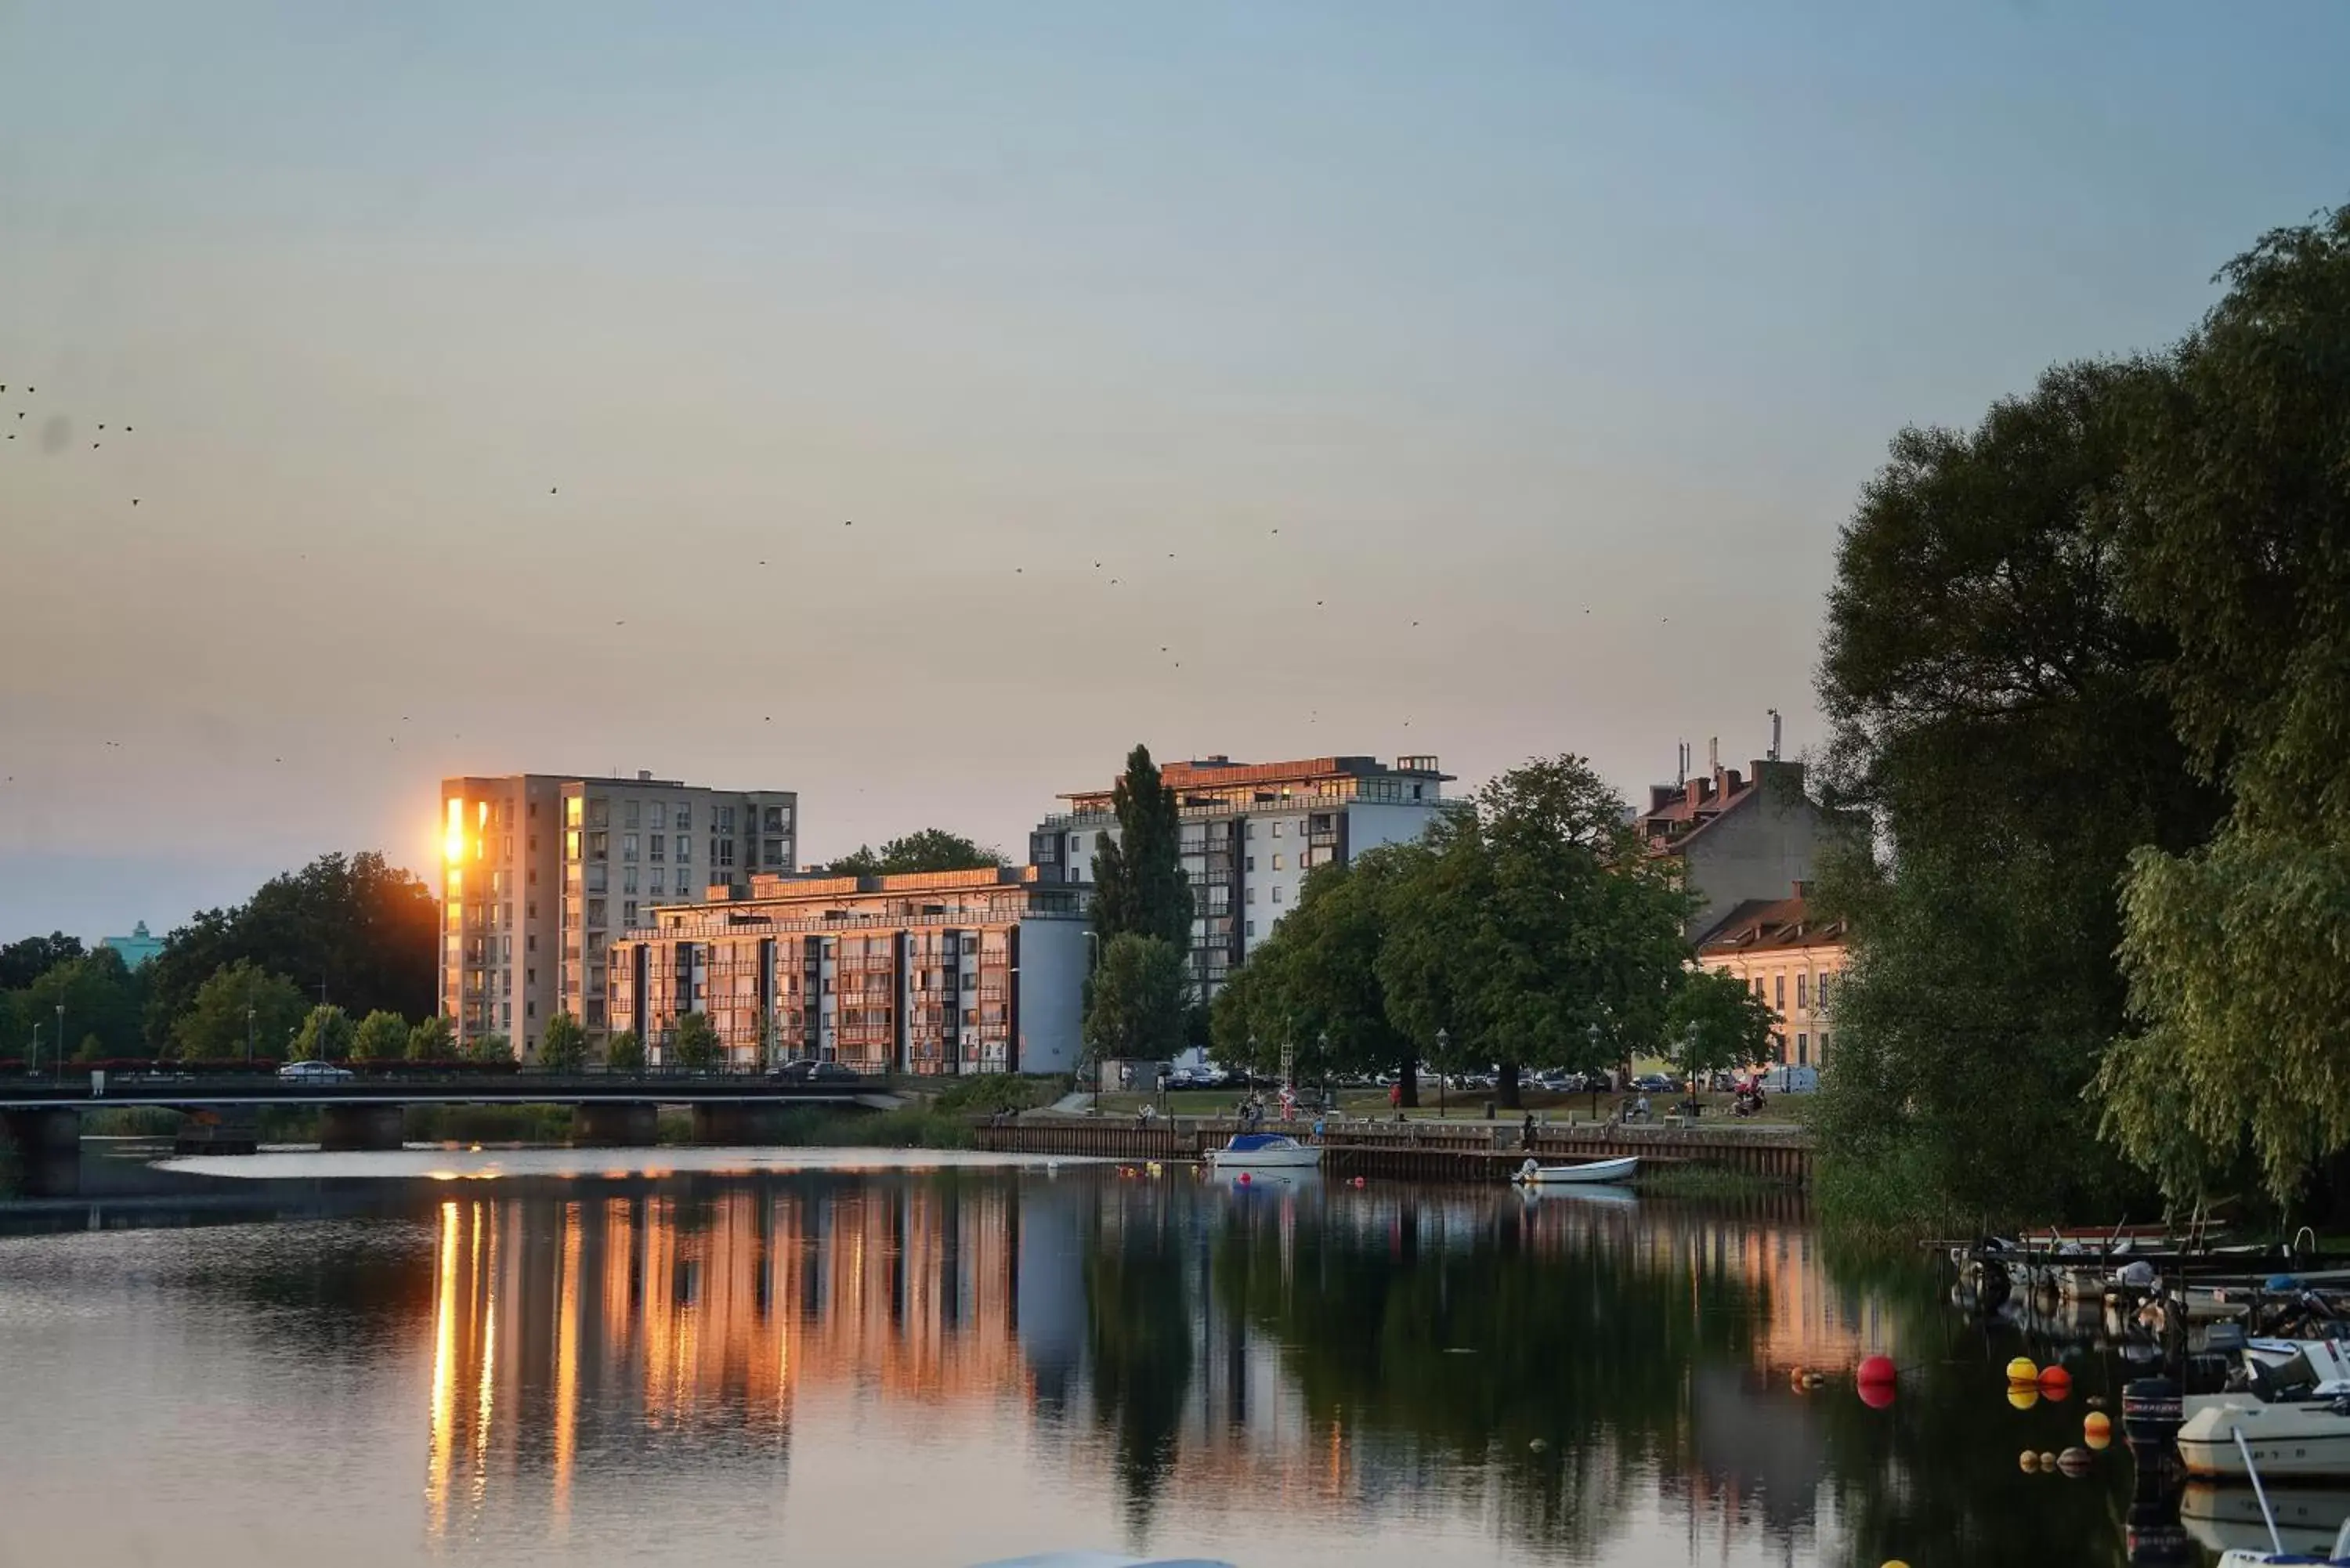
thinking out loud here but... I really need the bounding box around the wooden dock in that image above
[971,1115,1811,1187]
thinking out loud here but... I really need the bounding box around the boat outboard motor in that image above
[2123,1375,2184,1460]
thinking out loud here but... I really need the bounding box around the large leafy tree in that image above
[1812,359,2221,1230]
[1084,934,1188,1064]
[170,960,308,1061]
[823,830,1004,876]
[143,852,440,1046]
[1663,969,1777,1085]
[1090,746,1192,953]
[291,1004,356,1063]
[349,1010,410,1063]
[405,1015,454,1061]
[1382,757,1690,1108]
[0,932,85,992]
[2099,207,2350,1206]
[1218,849,1422,1097]
[3,948,146,1064]
[604,1028,645,1074]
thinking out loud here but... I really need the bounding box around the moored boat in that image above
[2179,1400,2350,1480]
[1206,1133,1321,1169]
[1515,1155,1639,1186]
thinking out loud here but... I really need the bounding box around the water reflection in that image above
[0,1165,2160,1567]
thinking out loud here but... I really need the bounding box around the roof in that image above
[1696,891,1847,956]
[1063,753,1452,805]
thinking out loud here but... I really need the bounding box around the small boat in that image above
[2180,1400,2350,1480]
[1206,1133,1321,1169]
[2182,1483,2350,1561]
[1515,1155,1639,1186]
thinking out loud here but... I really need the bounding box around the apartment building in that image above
[1029,753,1451,999]
[607,865,1086,1075]
[1633,741,1858,942]
[439,771,799,1055]
[1694,881,1847,1069]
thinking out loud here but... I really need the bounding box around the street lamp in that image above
[55,1003,64,1077]
[29,1022,41,1076]
[247,1005,256,1067]
[1435,1027,1449,1118]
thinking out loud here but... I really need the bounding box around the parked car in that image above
[1632,1073,1676,1094]
[277,1059,354,1082]
[768,1058,819,1080]
[809,1062,859,1084]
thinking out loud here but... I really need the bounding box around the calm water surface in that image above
[0,1150,2229,1566]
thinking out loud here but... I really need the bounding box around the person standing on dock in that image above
[1520,1111,1536,1151]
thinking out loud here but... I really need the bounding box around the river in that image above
[0,1148,2239,1566]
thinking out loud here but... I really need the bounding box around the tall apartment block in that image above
[439,771,799,1055]
[1029,753,1452,999]
[607,867,1087,1074]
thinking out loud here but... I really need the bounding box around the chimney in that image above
[1684,779,1707,811]
[638,769,653,782]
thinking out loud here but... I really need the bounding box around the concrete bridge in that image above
[0,1070,892,1156]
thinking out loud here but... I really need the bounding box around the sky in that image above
[2,1,2347,943]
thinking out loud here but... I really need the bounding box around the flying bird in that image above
[131,499,139,506]
[549,487,558,494]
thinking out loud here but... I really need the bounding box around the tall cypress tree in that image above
[1091,744,1192,951]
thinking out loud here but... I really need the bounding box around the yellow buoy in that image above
[2018,1450,2038,1472]
[2007,1386,2040,1411]
[2038,1451,2057,1470]
[2006,1356,2039,1384]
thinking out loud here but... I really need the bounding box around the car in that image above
[810,1062,859,1083]
[277,1059,354,1082]
[1632,1073,1676,1094]
[768,1058,821,1081]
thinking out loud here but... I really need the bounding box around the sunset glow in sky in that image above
[4,2,2347,938]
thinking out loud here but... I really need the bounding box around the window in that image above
[501,834,513,862]
[715,838,733,869]
[1246,855,1256,872]
[1272,853,1285,871]
[588,898,606,927]
[1271,885,1284,904]
[585,799,608,828]
[501,902,512,930]
[528,834,538,854]
[565,830,581,862]
[1413,783,1424,800]
[718,804,735,833]
[624,865,639,894]
[963,1009,978,1026]
[1246,921,1256,938]
[566,797,582,827]
[1796,973,1808,1011]
[1817,974,1833,1010]
[526,999,536,1020]
[1246,887,1256,904]
[676,805,692,833]
[1775,973,1785,1010]
[963,971,978,990]
[1245,822,1256,838]
[764,805,791,832]
[1819,1031,1830,1059]
[822,977,835,994]
[652,802,667,830]
[588,831,608,861]
[586,864,606,893]
[526,967,535,985]
[1797,1032,1810,1065]
[650,835,666,862]
[624,800,641,829]
[623,833,638,862]
[764,838,785,865]
[1271,821,1283,837]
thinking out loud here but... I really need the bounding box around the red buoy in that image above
[1857,1354,1898,1387]
[2039,1364,2073,1394]
[1858,1379,1896,1410]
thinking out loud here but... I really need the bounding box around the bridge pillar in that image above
[573,1103,657,1147]
[690,1104,794,1146]
[317,1104,406,1152]
[2,1107,81,1157]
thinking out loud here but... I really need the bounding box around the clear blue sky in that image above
[2,1,2345,940]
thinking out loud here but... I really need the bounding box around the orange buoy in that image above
[2084,1411,2113,1450]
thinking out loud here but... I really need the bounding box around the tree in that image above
[406,1015,454,1061]
[3,948,146,1065]
[605,1029,645,1074]
[0,932,84,992]
[671,1012,722,1071]
[1084,934,1188,1064]
[540,1012,588,1072]
[1382,758,1691,1108]
[1662,970,1776,1086]
[2097,205,2350,1207]
[465,1031,513,1064]
[291,1004,356,1062]
[170,961,308,1061]
[1090,746,1192,953]
[350,1010,410,1063]
[73,1032,107,1063]
[1223,849,1423,1097]
[1811,359,2221,1230]
[141,851,440,1046]
[823,830,1004,876]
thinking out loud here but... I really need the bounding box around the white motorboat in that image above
[1206,1133,1321,1170]
[2188,1339,2350,1422]
[2183,1483,2350,1561]
[2180,1399,2350,1479]
[1514,1155,1639,1186]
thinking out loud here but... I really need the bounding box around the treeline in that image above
[1813,202,2350,1229]
[1079,747,1773,1106]
[0,851,444,1067]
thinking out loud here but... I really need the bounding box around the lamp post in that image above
[1435,1027,1449,1118]
[29,1022,40,1076]
[246,1005,256,1067]
[55,1003,65,1077]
